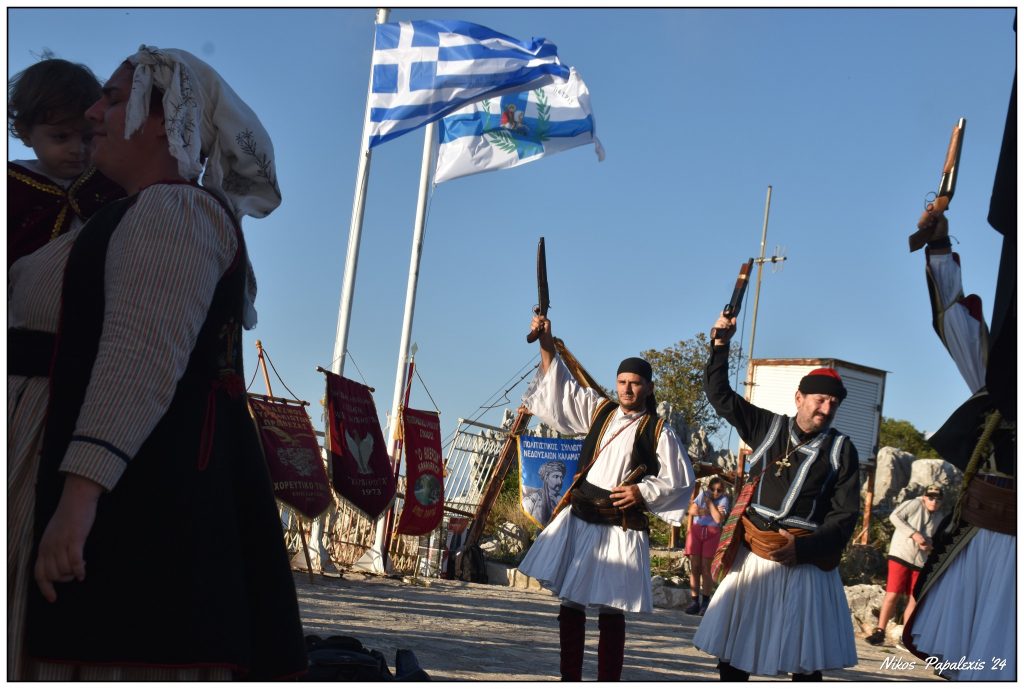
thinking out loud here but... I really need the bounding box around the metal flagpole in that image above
[745,185,773,375]
[319,7,390,577]
[352,122,437,574]
[331,7,390,375]
[736,185,786,475]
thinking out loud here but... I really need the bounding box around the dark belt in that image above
[742,510,841,571]
[962,474,1016,535]
[569,482,648,532]
[8,328,56,377]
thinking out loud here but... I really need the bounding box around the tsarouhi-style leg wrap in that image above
[558,605,586,681]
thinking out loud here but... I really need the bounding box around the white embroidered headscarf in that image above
[123,45,281,327]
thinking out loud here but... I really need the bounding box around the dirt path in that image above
[293,572,938,681]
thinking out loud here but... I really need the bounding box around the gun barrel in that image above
[938,117,966,199]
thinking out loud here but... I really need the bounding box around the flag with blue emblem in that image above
[368,20,570,148]
[434,67,604,184]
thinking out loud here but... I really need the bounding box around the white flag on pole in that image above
[433,67,604,184]
[368,20,569,148]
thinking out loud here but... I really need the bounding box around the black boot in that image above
[558,605,586,681]
[717,660,750,681]
[597,613,625,681]
[791,671,822,681]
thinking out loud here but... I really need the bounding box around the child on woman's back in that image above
[8,58,123,266]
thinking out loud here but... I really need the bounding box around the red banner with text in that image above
[248,395,332,520]
[323,371,396,520]
[396,408,445,536]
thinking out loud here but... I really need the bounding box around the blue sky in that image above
[6,6,1016,456]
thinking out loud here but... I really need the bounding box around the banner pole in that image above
[383,356,416,560]
[256,340,315,583]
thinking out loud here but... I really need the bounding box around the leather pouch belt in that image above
[741,515,841,571]
[962,474,1016,535]
[570,486,648,532]
[8,328,56,377]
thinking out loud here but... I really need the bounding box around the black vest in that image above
[577,399,662,483]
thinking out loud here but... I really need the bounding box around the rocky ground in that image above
[293,571,939,682]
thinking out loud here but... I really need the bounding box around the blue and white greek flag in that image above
[434,67,604,184]
[368,20,570,148]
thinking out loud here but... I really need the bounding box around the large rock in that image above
[840,543,887,585]
[845,583,885,635]
[494,520,530,556]
[651,576,691,609]
[871,447,915,509]
[895,459,962,503]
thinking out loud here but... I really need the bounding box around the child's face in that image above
[18,117,93,180]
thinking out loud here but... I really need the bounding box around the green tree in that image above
[879,417,936,457]
[640,333,742,439]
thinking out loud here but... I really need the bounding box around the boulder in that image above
[651,576,691,609]
[840,543,887,585]
[895,459,962,503]
[845,583,885,635]
[871,447,915,509]
[494,520,530,556]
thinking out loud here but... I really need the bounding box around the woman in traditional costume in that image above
[8,46,307,680]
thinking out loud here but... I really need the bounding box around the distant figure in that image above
[693,310,860,680]
[683,477,729,616]
[7,58,124,266]
[866,486,945,646]
[517,314,694,681]
[523,460,567,525]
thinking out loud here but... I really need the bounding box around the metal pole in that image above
[357,122,436,575]
[331,7,391,375]
[745,185,773,373]
[322,8,391,578]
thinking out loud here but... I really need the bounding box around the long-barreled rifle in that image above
[526,237,548,342]
[469,238,606,546]
[908,117,966,252]
[710,258,754,341]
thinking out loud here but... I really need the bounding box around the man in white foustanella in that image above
[516,315,694,681]
[692,311,861,680]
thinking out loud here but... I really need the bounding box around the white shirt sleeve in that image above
[60,186,238,489]
[637,424,694,526]
[522,354,606,436]
[926,251,988,393]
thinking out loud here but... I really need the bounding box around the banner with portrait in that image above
[517,435,583,528]
[248,395,332,520]
[323,371,397,520]
[395,407,444,536]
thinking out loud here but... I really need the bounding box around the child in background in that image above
[8,58,123,266]
[684,477,730,615]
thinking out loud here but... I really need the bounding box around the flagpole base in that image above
[351,546,391,574]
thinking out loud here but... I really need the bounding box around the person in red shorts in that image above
[684,477,729,615]
[866,485,946,646]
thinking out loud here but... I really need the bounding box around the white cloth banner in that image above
[434,67,605,184]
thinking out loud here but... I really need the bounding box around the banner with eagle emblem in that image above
[323,371,397,520]
[248,395,332,520]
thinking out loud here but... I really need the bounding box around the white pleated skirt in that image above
[518,509,652,613]
[692,544,857,676]
[908,528,1016,681]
